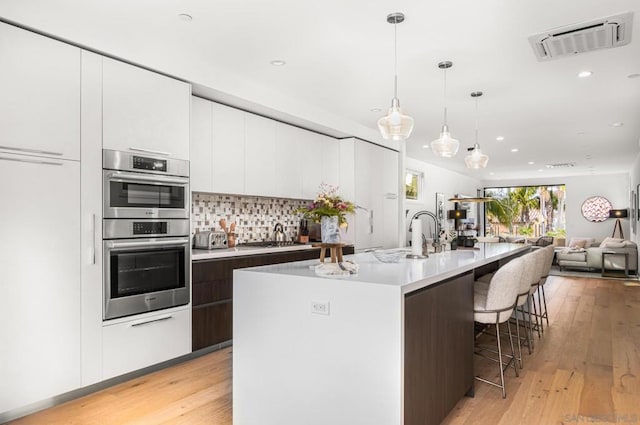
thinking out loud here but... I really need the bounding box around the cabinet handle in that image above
[385,193,398,199]
[130,314,173,327]
[0,156,63,166]
[91,213,96,265]
[0,145,63,156]
[369,210,374,234]
[129,147,172,156]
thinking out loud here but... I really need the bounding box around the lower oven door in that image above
[104,237,190,320]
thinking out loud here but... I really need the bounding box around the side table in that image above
[601,251,629,278]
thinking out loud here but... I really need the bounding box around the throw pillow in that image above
[568,238,587,249]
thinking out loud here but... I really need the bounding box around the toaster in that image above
[194,231,228,250]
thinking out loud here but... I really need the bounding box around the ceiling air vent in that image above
[529,12,633,61]
[545,163,576,169]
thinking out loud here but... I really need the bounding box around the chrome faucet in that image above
[408,210,444,253]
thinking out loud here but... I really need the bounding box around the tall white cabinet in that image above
[0,22,82,413]
[340,138,399,251]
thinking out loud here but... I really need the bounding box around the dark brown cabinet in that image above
[191,246,354,352]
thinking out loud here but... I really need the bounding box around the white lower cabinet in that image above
[0,153,81,413]
[102,307,191,380]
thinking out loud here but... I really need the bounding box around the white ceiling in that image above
[2,0,639,181]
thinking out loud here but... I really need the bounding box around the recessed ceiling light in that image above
[489,172,495,175]
[577,70,592,78]
[610,122,624,127]
[628,73,640,79]
[511,148,519,153]
[178,14,193,21]
[586,154,592,159]
[422,144,430,149]
[270,60,286,66]
[496,136,505,141]
[528,161,534,165]
[537,169,543,172]
[370,108,382,113]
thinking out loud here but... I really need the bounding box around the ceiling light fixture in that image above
[377,12,414,141]
[464,91,489,169]
[528,161,535,165]
[178,14,193,21]
[496,136,505,141]
[610,122,624,127]
[577,70,592,78]
[270,60,286,66]
[431,61,459,157]
[511,148,519,153]
[422,144,430,149]
[370,108,382,113]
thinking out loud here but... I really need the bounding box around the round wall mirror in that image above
[581,196,612,222]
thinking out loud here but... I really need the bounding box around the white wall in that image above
[482,173,631,243]
[404,157,483,243]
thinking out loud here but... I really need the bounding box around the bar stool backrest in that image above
[529,248,546,294]
[517,252,537,305]
[485,256,525,322]
[540,245,555,280]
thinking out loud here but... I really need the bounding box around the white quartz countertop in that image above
[236,243,529,294]
[192,243,321,260]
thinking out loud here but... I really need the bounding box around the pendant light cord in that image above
[443,66,448,125]
[474,95,479,147]
[393,22,398,99]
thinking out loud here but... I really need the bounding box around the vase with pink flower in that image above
[297,183,355,244]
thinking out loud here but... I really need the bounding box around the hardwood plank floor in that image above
[7,276,640,425]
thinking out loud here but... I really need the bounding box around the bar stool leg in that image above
[506,318,519,377]
[530,293,541,338]
[514,311,523,369]
[495,320,506,399]
[541,285,549,326]
[537,288,545,335]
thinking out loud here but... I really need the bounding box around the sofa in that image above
[556,237,638,274]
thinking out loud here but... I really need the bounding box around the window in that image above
[405,170,422,201]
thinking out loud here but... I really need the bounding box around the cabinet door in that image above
[190,97,213,193]
[301,132,324,199]
[244,113,277,197]
[0,154,80,413]
[382,149,400,248]
[102,307,191,379]
[102,58,190,160]
[320,134,340,189]
[276,123,303,199]
[212,102,245,195]
[0,22,80,160]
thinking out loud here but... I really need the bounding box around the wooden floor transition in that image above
[8,275,640,425]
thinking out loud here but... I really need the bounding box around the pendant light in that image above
[464,91,489,169]
[430,61,459,157]
[377,12,414,141]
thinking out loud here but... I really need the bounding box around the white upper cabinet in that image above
[0,22,80,160]
[190,97,214,193]
[212,102,245,195]
[300,132,340,199]
[244,113,277,197]
[275,123,303,199]
[102,58,190,160]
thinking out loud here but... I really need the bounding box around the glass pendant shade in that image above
[378,98,414,141]
[430,124,459,157]
[464,143,489,169]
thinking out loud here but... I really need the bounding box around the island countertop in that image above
[236,242,529,294]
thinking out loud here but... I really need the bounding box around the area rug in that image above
[549,265,640,283]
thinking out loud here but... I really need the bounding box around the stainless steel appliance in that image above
[103,149,189,219]
[102,149,190,320]
[193,231,228,250]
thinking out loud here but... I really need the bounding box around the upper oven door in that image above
[103,170,189,219]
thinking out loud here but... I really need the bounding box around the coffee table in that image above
[601,251,629,278]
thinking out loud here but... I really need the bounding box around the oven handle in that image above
[105,237,190,250]
[106,171,189,186]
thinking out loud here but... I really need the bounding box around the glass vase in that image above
[321,216,341,244]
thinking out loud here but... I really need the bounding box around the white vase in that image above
[321,216,341,244]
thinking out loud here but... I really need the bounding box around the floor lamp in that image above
[609,209,628,239]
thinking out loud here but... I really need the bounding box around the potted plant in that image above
[298,183,355,244]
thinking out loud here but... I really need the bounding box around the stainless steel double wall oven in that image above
[102,149,190,320]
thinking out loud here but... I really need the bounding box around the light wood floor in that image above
[8,276,640,425]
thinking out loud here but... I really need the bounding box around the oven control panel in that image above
[133,221,168,235]
[132,155,167,172]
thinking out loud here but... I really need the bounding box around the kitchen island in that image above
[233,243,529,425]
